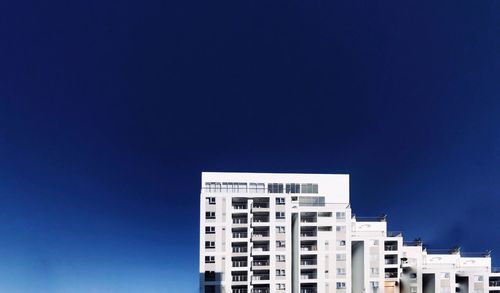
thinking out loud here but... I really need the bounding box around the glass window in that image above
[276,212,285,219]
[207,197,216,204]
[205,226,215,234]
[268,183,284,193]
[205,256,215,263]
[336,282,346,289]
[336,254,346,261]
[276,197,285,205]
[205,212,216,219]
[336,212,346,219]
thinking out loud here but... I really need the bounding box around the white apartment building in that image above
[199,172,499,293]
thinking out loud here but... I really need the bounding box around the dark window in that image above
[268,183,283,193]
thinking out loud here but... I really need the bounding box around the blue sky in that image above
[0,0,499,292]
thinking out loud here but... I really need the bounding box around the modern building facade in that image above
[199,172,499,293]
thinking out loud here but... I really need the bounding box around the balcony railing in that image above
[300,232,317,237]
[301,289,317,293]
[253,260,270,266]
[387,231,403,237]
[253,247,270,252]
[384,245,398,251]
[253,232,270,238]
[232,247,248,253]
[300,273,317,279]
[300,245,317,251]
[252,289,269,293]
[300,218,317,223]
[253,203,269,208]
[232,261,248,267]
[232,275,248,282]
[233,232,248,238]
[232,204,248,210]
[233,289,248,293]
[301,260,317,265]
[385,259,398,265]
[490,281,500,287]
[253,217,270,223]
[252,274,270,281]
[233,218,248,224]
[385,272,398,278]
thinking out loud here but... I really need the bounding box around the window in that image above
[473,275,483,282]
[276,197,285,205]
[205,182,221,192]
[205,241,215,249]
[337,240,346,246]
[337,268,346,275]
[276,269,285,276]
[318,212,332,217]
[268,183,284,193]
[318,226,332,231]
[205,226,215,234]
[299,196,325,207]
[205,212,216,219]
[336,226,346,232]
[301,183,318,193]
[276,283,285,290]
[285,183,301,193]
[410,286,417,293]
[369,240,379,246]
[336,212,346,220]
[276,212,285,220]
[276,255,285,262]
[336,254,346,261]
[441,272,450,279]
[205,256,215,263]
[276,241,285,248]
[336,282,346,289]
[276,226,285,233]
[371,282,379,288]
[249,183,265,193]
[207,197,216,204]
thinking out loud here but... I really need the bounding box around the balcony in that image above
[252,231,270,239]
[384,244,398,251]
[300,259,317,266]
[232,232,248,239]
[232,204,248,210]
[252,289,269,293]
[232,289,248,293]
[252,274,270,281]
[300,231,317,237]
[232,247,248,253]
[253,217,270,223]
[384,256,398,265]
[232,275,248,282]
[253,246,270,253]
[252,203,269,210]
[253,260,270,267]
[300,218,317,223]
[232,261,248,268]
[301,289,317,293]
[300,244,317,252]
[385,271,398,279]
[300,273,317,280]
[233,218,248,224]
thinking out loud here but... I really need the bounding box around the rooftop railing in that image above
[387,231,403,237]
[492,267,500,273]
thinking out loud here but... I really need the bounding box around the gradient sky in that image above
[1,0,499,292]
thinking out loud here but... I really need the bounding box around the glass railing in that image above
[253,204,269,208]
[385,259,398,265]
[252,275,270,280]
[300,260,317,265]
[253,261,270,266]
[490,281,500,287]
[300,232,317,237]
[232,275,248,281]
[232,247,248,253]
[300,245,317,251]
[253,247,270,252]
[301,289,317,293]
[232,204,248,210]
[384,245,398,251]
[253,232,270,238]
[300,274,317,279]
[300,218,317,223]
[385,272,398,278]
[232,261,248,267]
[233,218,248,224]
[253,218,270,223]
[233,232,248,238]
[252,289,270,293]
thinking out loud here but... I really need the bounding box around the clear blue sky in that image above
[0,0,499,292]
